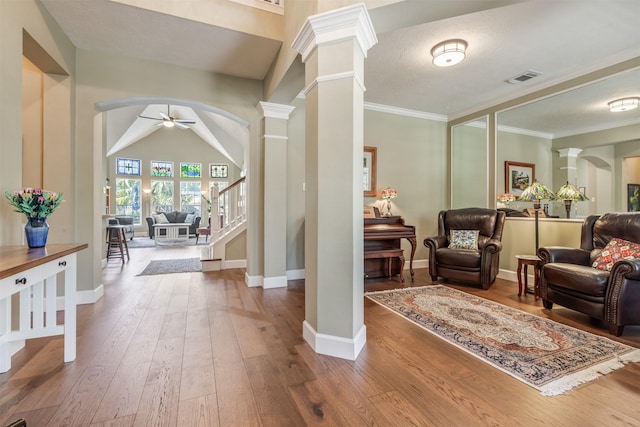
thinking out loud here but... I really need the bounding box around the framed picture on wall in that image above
[505,161,535,196]
[364,146,377,197]
[628,184,640,212]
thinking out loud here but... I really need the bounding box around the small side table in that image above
[516,254,541,299]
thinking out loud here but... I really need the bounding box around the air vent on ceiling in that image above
[507,70,543,84]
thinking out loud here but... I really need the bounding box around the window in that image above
[115,178,142,224]
[180,181,201,214]
[180,162,201,178]
[150,180,174,213]
[151,160,173,177]
[116,158,141,176]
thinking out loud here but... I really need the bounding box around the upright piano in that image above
[364,208,416,280]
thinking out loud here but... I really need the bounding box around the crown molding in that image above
[292,3,378,63]
[258,101,295,120]
[364,102,447,122]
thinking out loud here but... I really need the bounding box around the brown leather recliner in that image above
[424,208,506,290]
[538,212,640,336]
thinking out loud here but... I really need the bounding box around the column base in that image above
[302,320,366,360]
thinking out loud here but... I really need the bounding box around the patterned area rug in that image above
[365,285,640,396]
[138,258,202,275]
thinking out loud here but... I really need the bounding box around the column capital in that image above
[292,3,378,63]
[558,148,582,158]
[257,102,295,120]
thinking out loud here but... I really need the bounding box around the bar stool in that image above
[106,225,130,263]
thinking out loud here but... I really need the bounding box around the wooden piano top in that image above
[364,215,415,239]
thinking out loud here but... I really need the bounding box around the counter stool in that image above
[516,254,540,299]
[106,225,130,263]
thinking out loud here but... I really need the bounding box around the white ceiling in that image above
[40,0,640,146]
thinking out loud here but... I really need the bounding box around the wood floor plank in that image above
[132,337,184,427]
[243,354,307,426]
[213,360,261,427]
[176,394,220,427]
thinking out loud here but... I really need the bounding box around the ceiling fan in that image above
[138,105,196,129]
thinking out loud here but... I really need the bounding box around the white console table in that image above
[0,243,87,373]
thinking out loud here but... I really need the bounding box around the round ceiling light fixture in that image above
[431,39,467,67]
[608,97,639,112]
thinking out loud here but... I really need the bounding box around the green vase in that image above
[25,217,49,248]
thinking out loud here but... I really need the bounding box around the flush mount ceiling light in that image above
[431,39,467,67]
[608,97,639,112]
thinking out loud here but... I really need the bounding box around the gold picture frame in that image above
[364,146,377,197]
[505,161,535,196]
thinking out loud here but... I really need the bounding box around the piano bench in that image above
[364,249,405,283]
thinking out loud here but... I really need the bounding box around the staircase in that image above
[201,177,246,271]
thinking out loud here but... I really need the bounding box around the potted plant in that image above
[4,187,64,248]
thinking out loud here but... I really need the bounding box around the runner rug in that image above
[365,285,640,396]
[138,257,202,276]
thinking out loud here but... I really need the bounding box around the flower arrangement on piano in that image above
[497,193,516,206]
[380,187,397,216]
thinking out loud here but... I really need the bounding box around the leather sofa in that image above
[538,212,640,336]
[108,216,134,240]
[145,211,201,238]
[424,207,506,290]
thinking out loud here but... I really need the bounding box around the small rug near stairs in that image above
[138,258,202,276]
[365,285,640,396]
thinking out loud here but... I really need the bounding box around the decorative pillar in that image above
[258,102,295,288]
[557,148,583,187]
[292,4,377,360]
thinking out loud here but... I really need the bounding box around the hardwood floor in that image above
[1,244,639,426]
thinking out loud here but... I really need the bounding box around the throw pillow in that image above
[185,213,195,224]
[592,237,640,271]
[153,213,170,224]
[449,229,480,250]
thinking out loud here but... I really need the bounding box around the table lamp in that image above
[518,180,556,252]
[556,182,587,218]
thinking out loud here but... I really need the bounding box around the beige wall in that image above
[363,109,448,262]
[1,0,76,248]
[75,49,263,291]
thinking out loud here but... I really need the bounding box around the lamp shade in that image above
[518,180,555,208]
[431,39,467,67]
[556,182,587,201]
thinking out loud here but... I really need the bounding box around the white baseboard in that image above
[286,269,305,280]
[56,284,104,310]
[302,320,366,360]
[263,275,288,289]
[245,272,263,288]
[224,259,246,269]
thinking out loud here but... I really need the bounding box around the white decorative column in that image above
[557,148,583,186]
[292,4,377,360]
[258,101,295,289]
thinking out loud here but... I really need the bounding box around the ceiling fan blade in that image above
[174,121,190,129]
[159,112,170,120]
[174,119,196,124]
[138,115,162,121]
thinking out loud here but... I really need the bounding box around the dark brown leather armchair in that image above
[538,212,640,336]
[424,208,506,289]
